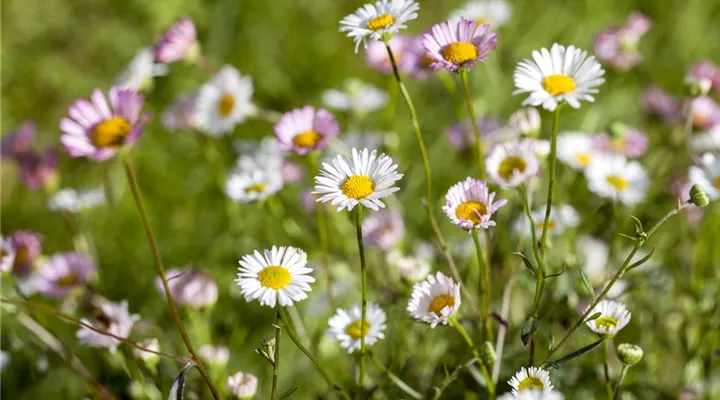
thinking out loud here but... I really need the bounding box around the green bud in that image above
[479,341,496,365]
[261,337,276,348]
[689,184,710,208]
[617,343,643,365]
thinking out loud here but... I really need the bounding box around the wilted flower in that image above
[7,231,42,276]
[594,12,651,70]
[328,302,387,353]
[339,0,420,52]
[274,106,339,155]
[362,209,405,250]
[486,140,540,188]
[76,299,140,353]
[155,268,218,308]
[154,16,199,63]
[195,66,256,136]
[161,94,197,131]
[407,272,461,328]
[199,344,230,365]
[423,18,497,72]
[48,188,105,213]
[508,107,541,137]
[508,367,554,394]
[443,177,507,230]
[642,85,680,123]
[2,121,36,159]
[584,300,631,337]
[364,35,418,74]
[322,79,389,114]
[115,48,168,91]
[448,0,512,28]
[33,252,96,297]
[227,371,258,399]
[585,154,649,205]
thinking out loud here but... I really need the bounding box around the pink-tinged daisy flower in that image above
[60,87,149,161]
[339,0,420,53]
[594,124,649,159]
[274,106,340,155]
[76,298,140,353]
[18,149,58,190]
[161,94,197,131]
[486,140,540,188]
[154,16,199,64]
[2,121,36,159]
[364,35,418,75]
[8,231,42,277]
[443,177,507,230]
[594,12,651,71]
[155,268,218,308]
[362,209,405,250]
[33,252,96,297]
[422,18,497,72]
[642,85,680,123]
[687,96,720,130]
[0,236,16,274]
[687,60,720,96]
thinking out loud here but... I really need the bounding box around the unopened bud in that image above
[689,184,709,207]
[261,337,276,348]
[479,341,496,365]
[617,343,643,365]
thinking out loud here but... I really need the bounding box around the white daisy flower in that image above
[584,300,631,336]
[448,0,512,28]
[691,125,720,153]
[322,80,389,114]
[557,132,597,170]
[688,153,720,200]
[486,140,540,188]
[386,249,431,282]
[0,235,16,274]
[115,48,169,91]
[227,371,258,399]
[498,389,564,400]
[585,155,649,205]
[195,65,257,136]
[407,271,461,328]
[339,0,420,52]
[48,188,106,213]
[76,299,140,353]
[508,367,554,395]
[513,43,605,111]
[313,148,403,212]
[442,177,508,230]
[225,167,283,203]
[513,204,579,237]
[328,302,387,353]
[235,246,315,308]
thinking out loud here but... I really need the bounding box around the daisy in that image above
[115,48,169,91]
[7,231,42,276]
[584,300,631,337]
[513,43,605,111]
[0,236,16,274]
[448,0,512,28]
[225,166,283,203]
[508,107,541,137]
[422,18,497,72]
[48,188,106,213]
[362,209,405,250]
[513,204,579,237]
[688,154,720,200]
[194,65,256,136]
[339,0,420,53]
[443,177,507,230]
[235,246,315,308]
[594,125,649,159]
[585,155,649,205]
[692,125,720,153]
[322,80,389,114]
[313,148,403,212]
[328,302,387,353]
[387,249,431,282]
[227,372,258,399]
[154,16,199,63]
[508,367,554,394]
[364,35,418,74]
[498,390,564,400]
[199,344,230,366]
[162,93,197,131]
[486,139,540,188]
[76,299,140,353]
[2,120,36,159]
[274,106,340,155]
[688,96,720,130]
[407,271,461,328]
[33,252,96,297]
[60,87,149,161]
[556,132,597,170]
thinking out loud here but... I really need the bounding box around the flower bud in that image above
[689,184,709,207]
[509,107,541,137]
[261,337,276,348]
[479,341,496,365]
[617,343,643,365]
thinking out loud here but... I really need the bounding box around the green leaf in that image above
[521,316,538,346]
[168,363,195,400]
[629,215,644,234]
[552,338,604,366]
[545,264,566,279]
[585,312,602,323]
[279,386,299,399]
[513,252,536,276]
[626,246,655,272]
[580,271,595,300]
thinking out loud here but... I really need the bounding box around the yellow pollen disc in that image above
[344,320,370,339]
[244,183,267,194]
[428,294,455,316]
[92,117,131,148]
[536,220,556,231]
[441,42,478,65]
[258,266,292,290]
[613,138,627,151]
[217,93,235,117]
[595,316,618,330]
[366,14,394,31]
[542,74,576,96]
[455,201,488,224]
[498,156,527,180]
[341,175,375,199]
[606,175,628,191]
[518,377,545,391]
[576,154,591,167]
[714,177,720,190]
[56,274,79,288]
[421,55,434,69]
[292,131,322,148]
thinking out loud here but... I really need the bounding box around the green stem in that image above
[310,152,335,310]
[539,105,563,259]
[613,365,629,400]
[603,340,612,399]
[449,317,495,398]
[355,207,368,386]
[471,230,491,341]
[369,352,422,399]
[459,70,485,177]
[271,310,281,400]
[278,308,351,400]
[483,229,493,343]
[119,150,219,400]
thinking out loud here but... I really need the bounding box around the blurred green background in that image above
[2,0,720,398]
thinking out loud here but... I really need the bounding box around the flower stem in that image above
[310,152,335,310]
[603,340,613,399]
[279,308,351,400]
[119,150,219,399]
[612,365,629,400]
[471,230,491,341]
[539,104,563,259]
[459,70,485,178]
[271,310,281,400]
[449,317,496,398]
[355,206,368,386]
[369,352,422,399]
[519,185,544,366]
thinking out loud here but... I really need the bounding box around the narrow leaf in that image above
[521,316,538,346]
[168,363,195,400]
[629,215,644,234]
[626,246,655,272]
[580,271,595,300]
[553,338,604,365]
[585,312,602,323]
[513,252,536,276]
[545,264,566,279]
[278,386,299,399]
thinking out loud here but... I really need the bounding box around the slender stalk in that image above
[271,311,281,400]
[483,229,493,342]
[528,336,536,366]
[612,365,629,400]
[369,352,422,399]
[119,150,219,399]
[449,317,496,398]
[310,152,335,309]
[278,308,351,400]
[355,206,368,386]
[471,230,491,341]
[520,185,544,366]
[492,270,518,383]
[603,340,613,399]
[459,70,485,177]
[539,105,563,259]
[683,99,695,159]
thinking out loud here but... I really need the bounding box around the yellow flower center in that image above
[366,14,394,31]
[441,42,478,65]
[341,175,375,199]
[217,93,235,117]
[576,154,591,167]
[428,294,455,316]
[595,316,618,330]
[536,220,556,231]
[542,74,576,96]
[606,175,628,191]
[518,377,545,391]
[244,183,266,194]
[92,117,131,148]
[258,266,292,290]
[344,320,370,339]
[455,201,488,224]
[475,17,490,26]
[498,156,527,180]
[713,177,720,189]
[56,274,79,288]
[292,131,322,148]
